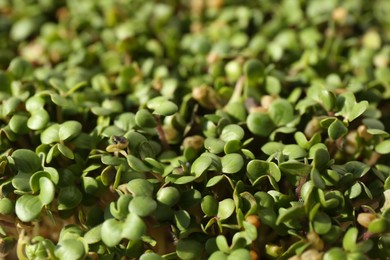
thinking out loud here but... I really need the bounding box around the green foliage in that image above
[0,0,389,259]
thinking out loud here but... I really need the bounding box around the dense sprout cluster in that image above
[0,0,390,259]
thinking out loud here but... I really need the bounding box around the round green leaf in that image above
[55,239,86,260]
[269,99,294,126]
[59,121,82,141]
[122,213,147,240]
[247,112,275,136]
[247,160,281,183]
[15,195,43,222]
[27,110,50,130]
[342,227,359,252]
[313,212,332,234]
[135,109,157,128]
[228,249,251,260]
[0,198,15,215]
[376,140,390,154]
[323,248,347,260]
[206,175,225,187]
[129,196,157,217]
[25,96,45,112]
[126,179,154,197]
[224,139,242,154]
[205,138,225,154]
[221,153,244,174]
[279,161,311,176]
[140,252,164,260]
[368,218,387,234]
[82,176,99,195]
[218,198,235,220]
[38,177,55,205]
[58,186,82,210]
[176,239,203,260]
[127,154,151,172]
[244,58,264,83]
[9,113,29,134]
[328,119,348,140]
[265,76,281,95]
[201,195,218,217]
[152,101,178,116]
[191,156,212,177]
[174,209,191,230]
[8,57,33,79]
[209,251,228,260]
[84,225,102,244]
[57,143,74,159]
[12,149,41,173]
[220,124,245,142]
[156,186,180,207]
[40,124,60,144]
[101,219,122,247]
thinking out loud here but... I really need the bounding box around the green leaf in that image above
[343,227,358,252]
[269,99,294,126]
[276,205,304,225]
[58,121,82,141]
[174,210,191,230]
[313,147,330,171]
[122,213,147,240]
[140,252,164,260]
[191,156,212,177]
[376,140,390,154]
[127,154,151,172]
[40,124,60,144]
[27,110,50,130]
[84,225,102,244]
[58,143,74,159]
[176,239,203,260]
[129,196,157,217]
[201,195,219,217]
[265,76,281,95]
[261,142,284,156]
[205,138,225,154]
[12,149,41,173]
[244,58,264,84]
[218,198,235,220]
[368,218,387,234]
[279,161,311,176]
[15,195,43,222]
[220,124,245,142]
[152,101,178,116]
[135,109,157,128]
[101,219,122,247]
[323,248,347,260]
[126,179,154,197]
[38,177,55,205]
[336,93,368,122]
[206,175,225,187]
[247,112,275,136]
[9,113,29,134]
[55,239,87,260]
[247,160,281,183]
[313,212,332,234]
[156,187,180,207]
[8,57,33,79]
[58,186,82,210]
[0,198,14,215]
[224,140,242,154]
[328,119,348,140]
[221,153,244,174]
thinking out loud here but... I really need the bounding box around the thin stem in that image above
[155,115,169,151]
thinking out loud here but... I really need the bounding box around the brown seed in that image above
[246,215,261,229]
